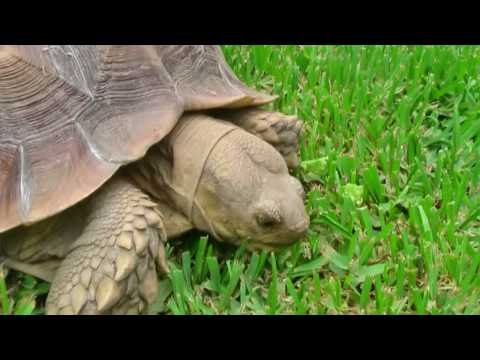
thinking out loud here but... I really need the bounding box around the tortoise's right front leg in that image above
[211,108,304,170]
[46,177,168,315]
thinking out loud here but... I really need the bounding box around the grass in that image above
[2,45,480,314]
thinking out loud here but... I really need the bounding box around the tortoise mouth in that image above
[213,227,307,251]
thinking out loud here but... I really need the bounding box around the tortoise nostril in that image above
[291,219,309,234]
[289,177,305,200]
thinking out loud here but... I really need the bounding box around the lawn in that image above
[1,45,480,315]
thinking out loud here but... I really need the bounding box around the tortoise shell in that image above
[0,45,275,233]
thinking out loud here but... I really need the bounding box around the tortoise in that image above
[0,45,309,315]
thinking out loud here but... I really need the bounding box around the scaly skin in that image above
[46,178,168,315]
[210,108,303,170]
[1,111,308,315]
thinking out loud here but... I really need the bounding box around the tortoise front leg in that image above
[212,108,303,170]
[46,177,168,315]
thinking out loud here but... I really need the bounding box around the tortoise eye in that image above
[254,201,282,228]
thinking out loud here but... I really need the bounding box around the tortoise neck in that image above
[129,114,237,239]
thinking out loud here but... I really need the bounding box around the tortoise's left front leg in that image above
[45,177,169,315]
[212,108,303,170]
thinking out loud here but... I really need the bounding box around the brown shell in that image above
[0,45,275,233]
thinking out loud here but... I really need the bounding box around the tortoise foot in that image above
[214,108,303,170]
[45,178,168,315]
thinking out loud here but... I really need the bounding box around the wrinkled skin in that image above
[1,111,309,314]
[132,113,309,250]
[189,121,309,249]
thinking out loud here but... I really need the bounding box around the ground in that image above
[1,45,480,315]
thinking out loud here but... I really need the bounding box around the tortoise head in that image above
[171,115,309,250]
